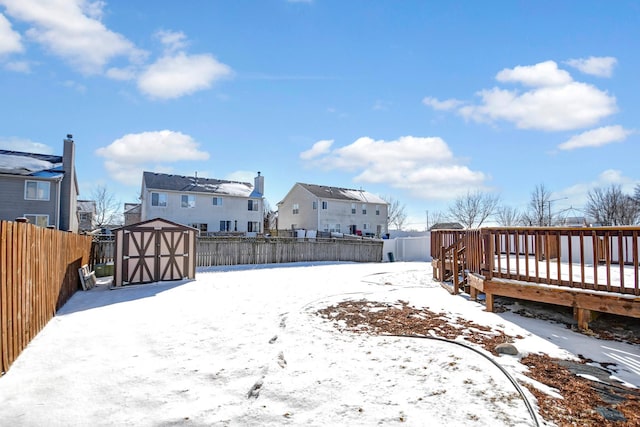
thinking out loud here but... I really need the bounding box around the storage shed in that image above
[113,218,197,287]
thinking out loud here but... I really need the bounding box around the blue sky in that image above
[0,0,638,229]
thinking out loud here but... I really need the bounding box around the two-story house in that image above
[123,202,142,226]
[0,135,79,232]
[277,183,389,237]
[77,200,97,233]
[140,171,265,235]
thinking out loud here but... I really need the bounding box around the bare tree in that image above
[447,190,499,229]
[585,184,640,226]
[92,185,122,227]
[495,205,522,226]
[521,184,552,226]
[427,210,449,229]
[263,199,276,232]
[383,195,408,230]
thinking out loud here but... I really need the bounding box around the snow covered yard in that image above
[0,261,638,426]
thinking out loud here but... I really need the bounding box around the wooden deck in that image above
[431,227,640,330]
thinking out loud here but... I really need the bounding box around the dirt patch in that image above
[317,299,640,427]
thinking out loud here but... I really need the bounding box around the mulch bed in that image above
[316,299,640,427]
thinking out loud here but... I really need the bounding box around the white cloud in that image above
[137,52,232,99]
[495,61,572,87]
[156,29,188,54]
[301,136,488,199]
[300,139,333,160]
[95,130,210,185]
[4,60,30,72]
[0,13,23,55]
[558,125,633,150]
[560,169,639,207]
[105,66,136,81]
[62,79,86,93]
[435,60,618,132]
[0,136,54,153]
[0,0,146,74]
[422,96,464,111]
[565,56,617,77]
[459,73,616,131]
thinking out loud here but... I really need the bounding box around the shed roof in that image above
[143,171,256,197]
[297,183,387,204]
[430,222,465,230]
[115,217,198,231]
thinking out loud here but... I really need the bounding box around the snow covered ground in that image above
[0,261,637,426]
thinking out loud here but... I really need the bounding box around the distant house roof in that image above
[77,200,96,213]
[124,203,141,214]
[143,171,257,198]
[430,222,464,230]
[0,149,64,178]
[296,183,387,204]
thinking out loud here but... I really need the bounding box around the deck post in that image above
[574,307,591,331]
[485,292,494,312]
[440,245,446,282]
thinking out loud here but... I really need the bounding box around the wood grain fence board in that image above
[0,221,92,374]
[192,237,382,268]
[1,222,8,372]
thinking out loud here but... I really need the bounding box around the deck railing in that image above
[432,227,640,296]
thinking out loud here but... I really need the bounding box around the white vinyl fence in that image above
[383,235,432,262]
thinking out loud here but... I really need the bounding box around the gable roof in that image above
[430,222,464,230]
[0,149,64,178]
[143,171,256,198]
[77,200,97,213]
[297,183,387,204]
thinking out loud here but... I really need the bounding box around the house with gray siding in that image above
[77,200,97,232]
[277,183,389,237]
[140,171,265,235]
[0,135,79,232]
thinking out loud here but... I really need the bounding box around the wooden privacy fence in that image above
[196,236,384,267]
[0,220,92,374]
[89,236,115,268]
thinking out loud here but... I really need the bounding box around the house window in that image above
[331,224,341,232]
[376,205,380,216]
[322,224,330,232]
[293,203,299,215]
[312,201,317,210]
[151,192,167,207]
[219,220,232,232]
[248,199,259,211]
[181,195,196,208]
[24,214,49,227]
[351,203,356,214]
[248,221,260,232]
[190,223,208,235]
[79,212,92,222]
[24,181,50,201]
[212,197,223,206]
[362,204,367,214]
[363,223,370,230]
[322,201,328,209]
